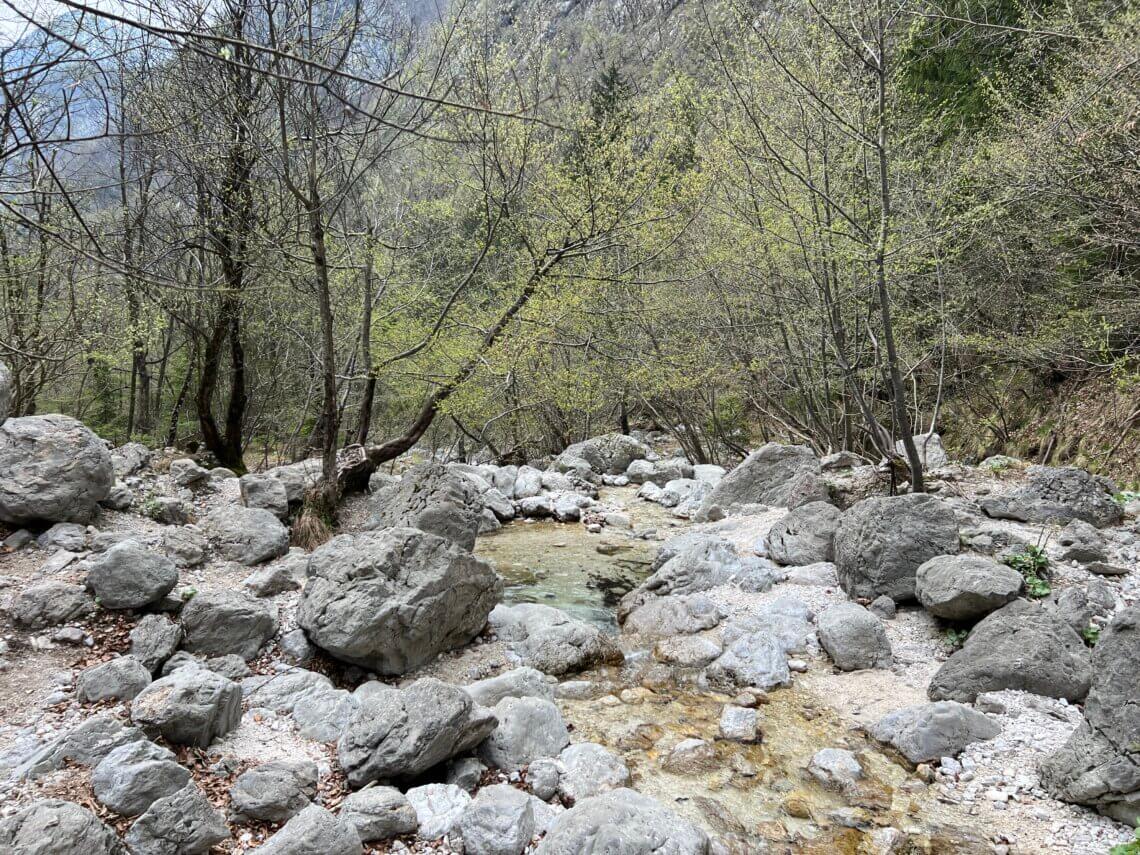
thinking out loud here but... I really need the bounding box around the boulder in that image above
[162,525,207,568]
[1039,606,1140,824]
[0,414,113,524]
[298,528,501,674]
[85,540,178,610]
[37,521,87,550]
[512,465,544,498]
[833,493,960,601]
[869,702,1000,763]
[817,603,892,671]
[0,799,122,855]
[266,458,322,504]
[458,783,535,855]
[784,471,831,509]
[337,678,496,786]
[556,743,631,803]
[255,805,362,855]
[367,461,482,551]
[979,465,1123,528]
[696,443,820,519]
[239,473,289,519]
[291,685,358,742]
[131,668,242,748]
[92,740,191,817]
[1057,518,1109,564]
[169,458,209,487]
[626,458,694,486]
[767,501,840,566]
[100,481,134,510]
[704,631,791,691]
[12,712,145,778]
[488,603,622,676]
[76,656,152,703]
[718,705,759,742]
[448,757,490,793]
[464,667,554,708]
[535,788,709,855]
[203,506,289,565]
[808,748,863,789]
[897,433,948,469]
[406,784,470,839]
[914,555,1022,620]
[557,433,650,476]
[180,588,277,660]
[820,451,865,471]
[230,760,317,823]
[129,615,183,674]
[124,783,229,855]
[242,560,302,597]
[652,635,723,667]
[111,442,151,477]
[928,599,1092,703]
[621,594,723,637]
[10,581,94,629]
[479,696,570,769]
[339,787,418,842]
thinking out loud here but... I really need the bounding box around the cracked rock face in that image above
[366,462,483,551]
[1040,606,1140,825]
[980,465,1123,528]
[298,527,502,675]
[695,443,820,519]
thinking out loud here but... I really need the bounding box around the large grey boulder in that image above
[626,458,694,486]
[130,614,183,674]
[914,555,1022,620]
[869,701,1000,763]
[897,432,948,469]
[980,465,1123,528]
[12,713,145,778]
[556,743,631,803]
[928,599,1092,703]
[535,788,710,855]
[767,501,840,566]
[488,603,622,676]
[10,581,94,629]
[162,525,206,568]
[111,441,151,477]
[704,631,790,691]
[298,528,501,674]
[1040,606,1140,824]
[180,588,277,660]
[239,473,289,520]
[406,783,471,839]
[833,493,960,601]
[256,805,361,855]
[76,656,152,703]
[85,540,178,610]
[1057,518,1109,563]
[92,740,191,817]
[696,443,819,519]
[124,784,228,855]
[203,506,289,565]
[367,462,483,551]
[0,799,122,855]
[229,760,317,823]
[130,668,242,747]
[458,784,535,855]
[621,594,723,637]
[339,787,418,842]
[337,678,496,786]
[0,414,114,524]
[816,603,892,671]
[557,433,649,476]
[464,666,554,708]
[0,360,11,422]
[479,696,570,769]
[265,458,322,504]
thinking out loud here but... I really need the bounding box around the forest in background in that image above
[2,0,1138,499]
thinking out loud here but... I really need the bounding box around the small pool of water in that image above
[475,487,681,630]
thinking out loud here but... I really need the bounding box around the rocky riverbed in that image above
[0,419,1137,854]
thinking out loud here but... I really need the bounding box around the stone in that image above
[76,655,152,703]
[718,706,759,742]
[130,668,242,747]
[784,471,831,509]
[111,442,151,477]
[662,738,718,774]
[784,562,840,587]
[488,603,622,676]
[767,501,840,565]
[696,443,820,519]
[203,506,289,565]
[0,799,122,855]
[833,493,960,601]
[465,667,554,708]
[817,603,892,671]
[868,595,896,620]
[914,554,1023,620]
[230,760,317,823]
[626,458,694,486]
[10,581,94,629]
[869,702,1000,763]
[367,461,482,551]
[535,788,710,854]
[480,696,570,769]
[1057,518,1109,563]
[169,457,209,487]
[556,743,630,803]
[980,465,1123,528]
[705,631,791,691]
[279,628,313,663]
[85,539,178,610]
[130,615,183,674]
[92,740,191,817]
[897,433,948,469]
[513,465,544,498]
[265,458,322,504]
[37,522,88,551]
[241,667,334,713]
[337,678,496,786]
[239,472,289,519]
[162,526,207,568]
[821,451,865,471]
[253,804,362,855]
[406,784,470,839]
[928,599,1092,703]
[0,414,114,524]
[459,783,535,855]
[298,528,501,674]
[808,748,863,789]
[124,783,229,855]
[622,594,723,637]
[339,786,418,841]
[556,433,650,476]
[180,588,277,660]
[526,757,560,799]
[652,635,723,668]
[1040,605,1140,824]
[101,480,134,510]
[1086,560,1129,576]
[291,686,358,742]
[13,713,145,778]
[146,496,190,525]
